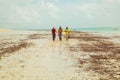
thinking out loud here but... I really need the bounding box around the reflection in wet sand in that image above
[0,31,120,80]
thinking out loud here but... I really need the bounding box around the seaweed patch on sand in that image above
[69,31,120,80]
[28,34,50,39]
[0,41,32,59]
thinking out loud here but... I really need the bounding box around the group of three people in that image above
[51,27,70,41]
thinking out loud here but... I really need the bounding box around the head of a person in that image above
[66,27,68,29]
[59,26,62,29]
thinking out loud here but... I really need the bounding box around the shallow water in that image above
[0,33,77,80]
[0,31,119,80]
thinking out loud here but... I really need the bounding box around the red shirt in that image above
[51,28,56,35]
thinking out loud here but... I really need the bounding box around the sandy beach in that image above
[0,30,120,80]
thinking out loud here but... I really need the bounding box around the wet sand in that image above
[0,30,120,80]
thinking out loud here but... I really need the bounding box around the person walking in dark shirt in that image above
[58,26,63,41]
[51,27,56,41]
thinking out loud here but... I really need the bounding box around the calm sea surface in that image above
[15,27,120,33]
[71,27,120,33]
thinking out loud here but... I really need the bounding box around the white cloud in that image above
[0,0,120,28]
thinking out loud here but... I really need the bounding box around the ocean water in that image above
[15,27,120,33]
[71,27,120,33]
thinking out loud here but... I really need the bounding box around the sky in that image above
[0,0,120,29]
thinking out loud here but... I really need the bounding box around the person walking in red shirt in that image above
[51,27,56,41]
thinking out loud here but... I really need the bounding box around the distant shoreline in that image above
[14,27,120,32]
[0,27,120,33]
[0,29,13,32]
